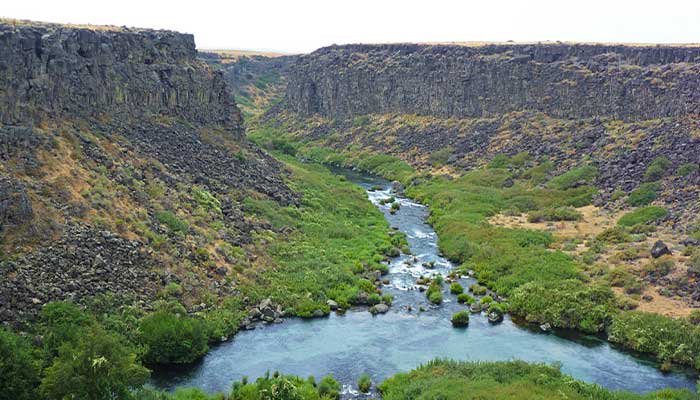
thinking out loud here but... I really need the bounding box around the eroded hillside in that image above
[0,20,297,325]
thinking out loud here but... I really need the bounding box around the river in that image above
[152,167,697,397]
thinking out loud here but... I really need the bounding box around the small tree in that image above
[0,328,40,400]
[40,326,149,400]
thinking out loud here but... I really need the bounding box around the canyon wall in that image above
[0,20,242,133]
[285,43,700,121]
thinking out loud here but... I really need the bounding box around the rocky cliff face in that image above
[0,21,296,326]
[0,20,242,132]
[285,43,700,121]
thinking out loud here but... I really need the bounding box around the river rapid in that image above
[152,168,696,397]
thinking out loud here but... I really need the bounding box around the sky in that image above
[3,0,700,53]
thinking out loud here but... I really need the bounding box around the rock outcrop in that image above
[0,20,242,132]
[0,20,297,327]
[285,43,700,122]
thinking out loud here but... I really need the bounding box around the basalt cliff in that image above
[278,43,700,223]
[0,20,295,326]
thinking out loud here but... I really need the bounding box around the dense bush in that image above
[449,283,464,294]
[428,290,443,305]
[40,301,94,359]
[510,280,615,333]
[617,206,668,227]
[609,311,700,369]
[643,156,671,182]
[0,328,40,400]
[318,375,341,399]
[40,325,149,400]
[457,293,475,304]
[139,310,209,365]
[627,182,660,206]
[547,165,597,190]
[451,311,470,327]
[358,373,372,393]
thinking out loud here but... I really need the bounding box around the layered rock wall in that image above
[0,21,242,133]
[286,43,700,121]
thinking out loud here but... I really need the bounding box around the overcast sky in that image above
[4,0,700,53]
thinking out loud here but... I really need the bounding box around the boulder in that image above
[487,311,504,324]
[469,303,482,313]
[326,299,338,311]
[651,241,672,258]
[540,323,552,332]
[370,303,389,314]
[391,181,405,195]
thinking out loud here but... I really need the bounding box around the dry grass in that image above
[488,205,619,241]
[202,49,292,58]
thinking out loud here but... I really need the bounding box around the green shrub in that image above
[429,146,454,167]
[643,257,675,277]
[428,291,443,305]
[381,294,394,306]
[451,310,470,327]
[449,283,464,294]
[367,293,381,306]
[677,163,698,177]
[358,373,372,393]
[480,295,494,305]
[510,280,615,333]
[689,310,700,325]
[547,165,597,190]
[139,310,209,365]
[457,293,475,304]
[488,303,508,316]
[688,249,700,275]
[40,325,149,400]
[617,206,668,227]
[318,375,341,399]
[609,311,700,368]
[156,211,188,233]
[40,301,94,359]
[527,206,582,222]
[469,284,487,295]
[643,156,671,182]
[193,188,222,214]
[627,182,660,206]
[230,373,324,400]
[0,328,40,400]
[488,154,510,169]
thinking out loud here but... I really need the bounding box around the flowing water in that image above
[153,168,697,396]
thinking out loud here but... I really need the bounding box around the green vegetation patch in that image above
[241,158,396,316]
[378,359,694,400]
[546,165,597,190]
[609,311,700,370]
[618,206,668,227]
[510,280,616,333]
[627,182,660,206]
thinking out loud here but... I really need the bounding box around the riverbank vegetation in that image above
[253,126,700,372]
[0,156,400,398]
[378,359,696,399]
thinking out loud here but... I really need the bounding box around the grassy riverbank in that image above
[0,158,400,399]
[248,120,700,372]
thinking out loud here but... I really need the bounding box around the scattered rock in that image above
[651,240,672,258]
